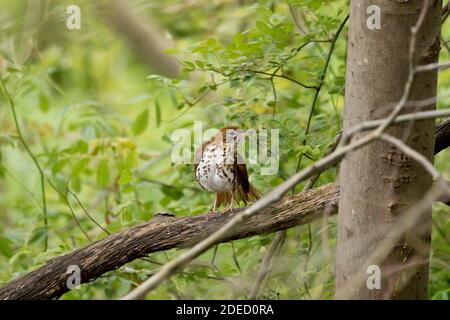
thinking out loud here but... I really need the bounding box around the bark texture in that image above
[336,0,442,299]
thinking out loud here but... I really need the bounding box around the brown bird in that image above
[195,127,260,213]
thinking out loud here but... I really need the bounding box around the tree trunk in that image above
[335,0,442,299]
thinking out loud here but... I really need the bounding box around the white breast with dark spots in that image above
[196,144,236,192]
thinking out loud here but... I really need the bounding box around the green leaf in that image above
[163,48,179,54]
[119,204,136,224]
[28,227,48,245]
[0,236,13,258]
[71,158,89,176]
[50,177,68,195]
[256,21,271,34]
[161,185,183,200]
[161,134,172,145]
[68,140,88,154]
[184,61,195,69]
[38,93,50,112]
[118,169,133,185]
[194,60,205,69]
[96,159,110,187]
[122,185,135,193]
[206,38,217,46]
[169,90,178,108]
[132,109,149,135]
[155,101,161,127]
[198,85,208,93]
[70,175,81,193]
[51,159,68,176]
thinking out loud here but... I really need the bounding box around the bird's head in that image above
[217,127,247,145]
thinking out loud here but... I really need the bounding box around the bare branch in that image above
[248,230,286,299]
[415,61,450,73]
[345,109,450,139]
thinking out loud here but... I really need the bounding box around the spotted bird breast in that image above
[195,143,236,193]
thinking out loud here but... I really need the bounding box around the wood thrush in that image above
[195,127,260,213]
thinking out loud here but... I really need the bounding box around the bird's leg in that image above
[222,191,234,214]
[211,193,218,214]
[229,192,234,212]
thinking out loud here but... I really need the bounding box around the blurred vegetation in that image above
[0,0,448,299]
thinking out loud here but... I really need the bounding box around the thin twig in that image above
[270,77,277,116]
[244,70,318,89]
[415,60,450,73]
[67,188,110,235]
[288,4,307,34]
[0,78,49,251]
[442,1,449,23]
[211,244,219,267]
[346,108,450,138]
[2,166,42,210]
[47,180,92,242]
[294,14,349,176]
[248,230,286,299]
[230,242,242,275]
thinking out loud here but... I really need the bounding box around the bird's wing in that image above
[235,162,250,194]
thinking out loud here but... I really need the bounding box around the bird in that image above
[195,127,260,213]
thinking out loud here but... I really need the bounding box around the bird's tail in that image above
[216,184,262,208]
[216,184,261,209]
[216,192,232,208]
[236,183,261,205]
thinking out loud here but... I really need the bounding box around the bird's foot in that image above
[221,206,234,214]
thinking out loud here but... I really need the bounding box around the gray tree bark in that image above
[336,1,442,299]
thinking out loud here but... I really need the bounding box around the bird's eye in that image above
[228,131,235,136]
